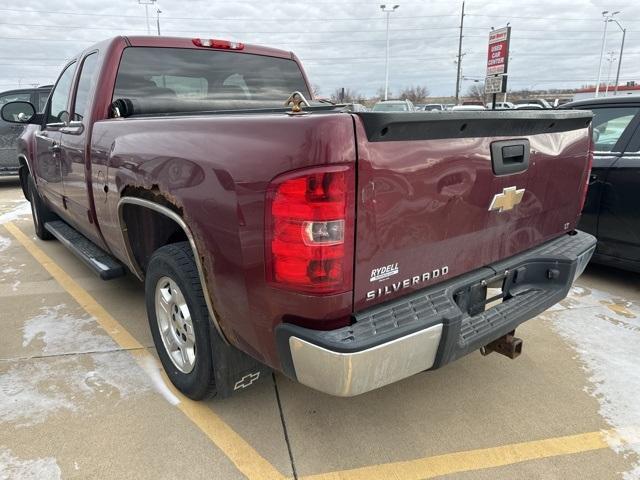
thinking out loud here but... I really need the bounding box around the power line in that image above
[0,21,619,34]
[3,6,640,24]
[466,13,640,23]
[0,33,616,46]
[0,37,93,43]
[0,8,458,22]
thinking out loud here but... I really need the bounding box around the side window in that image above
[47,63,76,125]
[591,107,640,152]
[36,90,50,113]
[627,123,640,153]
[73,53,99,121]
[0,92,31,106]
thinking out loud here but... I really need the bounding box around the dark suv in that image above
[0,85,52,176]
[561,96,640,271]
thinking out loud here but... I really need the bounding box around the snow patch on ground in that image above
[18,306,180,408]
[0,201,30,225]
[137,355,180,406]
[22,305,116,355]
[549,285,640,479]
[0,236,9,253]
[0,351,153,428]
[0,447,61,480]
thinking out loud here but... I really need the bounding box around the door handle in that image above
[48,143,61,153]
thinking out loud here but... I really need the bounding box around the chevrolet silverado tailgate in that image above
[352,110,593,310]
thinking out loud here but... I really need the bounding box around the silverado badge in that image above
[489,186,525,213]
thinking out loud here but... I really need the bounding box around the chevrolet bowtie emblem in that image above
[489,186,525,212]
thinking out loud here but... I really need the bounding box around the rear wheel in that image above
[145,242,217,400]
[27,175,55,240]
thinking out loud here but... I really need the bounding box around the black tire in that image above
[145,242,217,400]
[27,175,56,240]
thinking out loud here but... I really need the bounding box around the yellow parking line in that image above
[301,430,609,480]
[3,222,285,480]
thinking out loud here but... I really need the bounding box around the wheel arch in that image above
[117,195,228,344]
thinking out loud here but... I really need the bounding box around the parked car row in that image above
[370,98,556,112]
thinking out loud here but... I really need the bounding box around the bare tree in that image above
[465,83,486,103]
[374,86,392,101]
[399,85,430,103]
[310,84,321,98]
[330,87,361,103]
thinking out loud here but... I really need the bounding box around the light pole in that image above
[138,0,157,35]
[609,18,626,95]
[595,10,619,97]
[380,4,399,101]
[156,8,162,35]
[604,51,617,95]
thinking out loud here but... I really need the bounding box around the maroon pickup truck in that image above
[1,36,596,399]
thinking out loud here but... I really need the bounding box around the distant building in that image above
[572,83,640,101]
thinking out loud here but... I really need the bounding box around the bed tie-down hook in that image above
[284,91,311,115]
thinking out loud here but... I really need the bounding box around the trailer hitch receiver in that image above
[480,330,522,359]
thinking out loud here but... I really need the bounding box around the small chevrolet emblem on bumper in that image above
[489,186,525,212]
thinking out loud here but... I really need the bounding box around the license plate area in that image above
[453,271,510,317]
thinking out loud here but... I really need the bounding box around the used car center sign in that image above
[487,26,511,76]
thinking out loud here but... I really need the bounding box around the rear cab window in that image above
[112,47,310,115]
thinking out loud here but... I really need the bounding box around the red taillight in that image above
[192,38,245,50]
[266,165,355,294]
[580,136,594,211]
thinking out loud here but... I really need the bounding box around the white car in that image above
[372,100,416,112]
[514,104,544,110]
[451,105,487,111]
[485,101,515,110]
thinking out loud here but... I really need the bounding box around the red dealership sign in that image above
[487,26,511,76]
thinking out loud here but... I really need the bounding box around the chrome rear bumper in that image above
[289,324,443,397]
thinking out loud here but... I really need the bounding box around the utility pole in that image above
[138,0,157,35]
[380,4,399,101]
[156,8,162,35]
[455,1,465,104]
[609,18,626,95]
[595,10,619,97]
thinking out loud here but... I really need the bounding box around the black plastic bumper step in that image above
[44,220,126,280]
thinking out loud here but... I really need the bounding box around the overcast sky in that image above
[0,0,638,98]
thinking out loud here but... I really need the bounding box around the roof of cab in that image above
[124,36,294,60]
